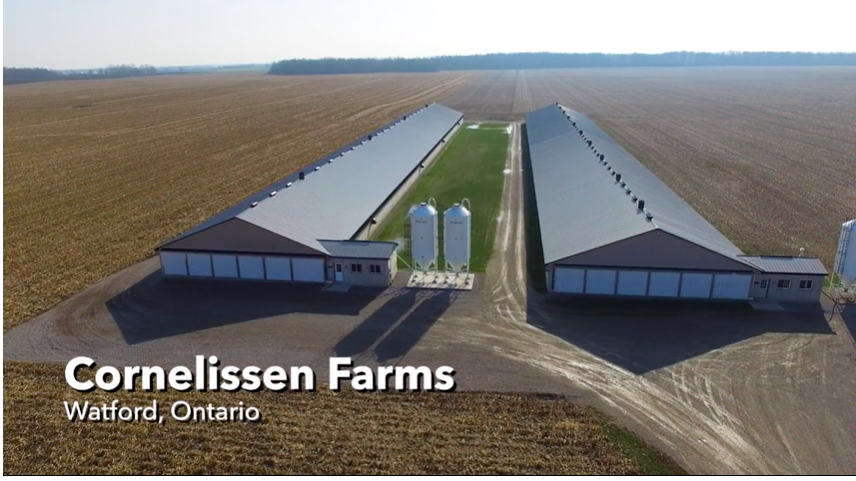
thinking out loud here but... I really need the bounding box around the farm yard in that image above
[5,68,855,330]
[373,122,510,271]
[5,68,856,330]
[5,67,856,475]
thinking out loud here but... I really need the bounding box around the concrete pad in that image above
[407,271,475,291]
[750,301,785,311]
[322,283,351,293]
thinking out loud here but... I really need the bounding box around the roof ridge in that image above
[555,104,656,229]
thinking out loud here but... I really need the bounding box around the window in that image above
[777,279,791,289]
[350,263,362,273]
[759,280,768,289]
[370,264,382,274]
[799,280,813,290]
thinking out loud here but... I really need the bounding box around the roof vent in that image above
[299,172,305,180]
[269,190,277,197]
[251,201,259,208]
[368,134,373,141]
[611,171,616,177]
[646,213,654,221]
[625,187,632,194]
[615,173,622,182]
[620,181,626,187]
[315,166,321,171]
[286,182,293,188]
[600,154,605,161]
[631,194,637,201]
[637,199,645,211]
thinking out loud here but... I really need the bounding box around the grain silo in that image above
[409,200,438,273]
[443,200,471,275]
[834,219,856,290]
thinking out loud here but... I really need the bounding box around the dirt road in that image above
[5,120,856,474]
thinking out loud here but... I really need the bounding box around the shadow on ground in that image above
[527,297,833,375]
[334,289,454,361]
[107,272,381,344]
[842,303,856,344]
[518,122,834,375]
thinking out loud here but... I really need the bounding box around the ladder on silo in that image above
[834,225,851,288]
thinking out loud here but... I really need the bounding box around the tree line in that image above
[4,64,158,85]
[269,51,856,75]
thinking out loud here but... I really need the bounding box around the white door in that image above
[617,270,648,296]
[680,273,712,298]
[712,274,752,299]
[553,267,584,293]
[212,254,238,278]
[335,263,344,282]
[292,257,325,282]
[238,256,265,279]
[264,257,293,281]
[161,251,188,276]
[585,269,616,295]
[648,272,680,297]
[187,253,213,277]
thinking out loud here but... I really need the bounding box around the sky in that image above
[3,0,855,70]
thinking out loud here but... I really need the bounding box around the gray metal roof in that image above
[738,256,827,275]
[526,104,751,267]
[318,240,398,259]
[162,103,462,254]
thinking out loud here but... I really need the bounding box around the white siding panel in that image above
[712,274,752,299]
[553,267,584,293]
[648,272,681,297]
[187,253,213,277]
[292,257,325,282]
[212,254,238,278]
[585,269,616,295]
[161,252,187,276]
[617,271,648,296]
[680,273,712,298]
[264,257,293,281]
[238,256,265,279]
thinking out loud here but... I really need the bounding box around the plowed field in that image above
[445,68,856,266]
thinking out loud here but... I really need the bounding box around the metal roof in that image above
[738,256,827,275]
[318,240,398,260]
[161,103,462,254]
[525,104,751,267]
